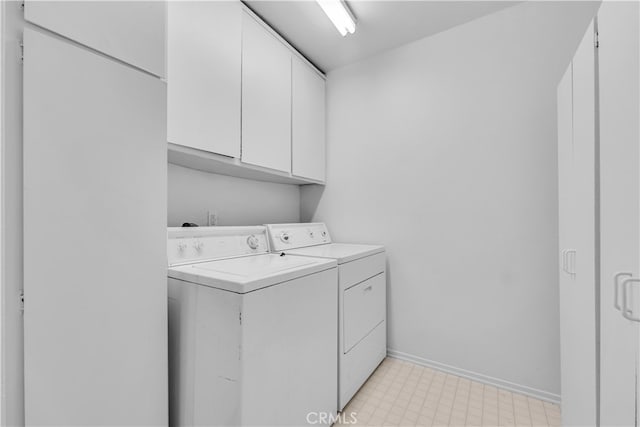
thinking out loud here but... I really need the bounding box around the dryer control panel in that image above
[168,226,269,266]
[266,223,332,252]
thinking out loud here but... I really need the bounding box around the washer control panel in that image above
[168,226,269,266]
[266,223,332,252]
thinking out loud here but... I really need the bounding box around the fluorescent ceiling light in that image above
[316,0,356,37]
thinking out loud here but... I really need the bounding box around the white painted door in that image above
[23,29,167,425]
[569,21,598,426]
[558,60,586,427]
[241,12,292,173]
[24,1,165,76]
[167,1,241,158]
[558,21,598,427]
[599,3,640,427]
[292,56,326,182]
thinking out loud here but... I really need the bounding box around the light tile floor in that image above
[338,357,561,427]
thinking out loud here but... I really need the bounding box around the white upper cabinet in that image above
[165,5,326,184]
[292,56,326,182]
[24,1,165,77]
[167,1,242,158]
[241,12,292,174]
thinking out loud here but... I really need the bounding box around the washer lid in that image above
[168,253,337,293]
[281,243,385,264]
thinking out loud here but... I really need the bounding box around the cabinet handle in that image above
[622,278,640,322]
[561,250,568,273]
[614,272,632,311]
[363,285,373,292]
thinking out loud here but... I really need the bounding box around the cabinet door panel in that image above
[599,3,640,426]
[292,57,326,182]
[23,29,167,426]
[241,12,292,173]
[559,21,597,427]
[25,1,165,76]
[167,1,241,158]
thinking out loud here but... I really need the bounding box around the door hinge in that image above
[594,31,599,48]
[239,310,242,325]
[20,1,24,10]
[19,290,24,313]
[19,40,24,63]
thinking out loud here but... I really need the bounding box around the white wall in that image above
[301,1,600,400]
[168,164,300,227]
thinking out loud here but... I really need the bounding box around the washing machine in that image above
[167,226,338,426]
[265,223,386,410]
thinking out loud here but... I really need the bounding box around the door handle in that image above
[566,250,576,276]
[614,272,632,311]
[561,249,575,275]
[622,277,640,322]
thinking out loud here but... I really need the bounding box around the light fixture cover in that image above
[316,0,356,37]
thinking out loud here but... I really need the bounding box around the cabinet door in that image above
[167,1,241,158]
[599,3,640,426]
[23,29,167,426]
[24,1,165,76]
[292,57,326,182]
[559,21,597,427]
[241,12,292,173]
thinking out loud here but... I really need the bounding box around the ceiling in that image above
[244,1,518,72]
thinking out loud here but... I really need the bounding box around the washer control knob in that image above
[247,235,260,250]
[280,232,291,243]
[308,230,315,238]
[193,240,204,252]
[177,242,187,252]
[321,231,327,237]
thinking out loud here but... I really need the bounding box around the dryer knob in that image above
[247,235,260,250]
[280,232,291,243]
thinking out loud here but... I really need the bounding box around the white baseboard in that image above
[386,349,561,405]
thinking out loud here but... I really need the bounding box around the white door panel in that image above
[241,12,292,173]
[558,21,598,426]
[292,57,326,181]
[558,60,584,427]
[23,29,167,425]
[565,20,597,426]
[599,3,640,426]
[25,1,165,76]
[167,1,241,158]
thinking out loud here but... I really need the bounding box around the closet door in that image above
[558,21,598,427]
[23,29,167,426]
[599,3,640,426]
[24,1,165,76]
[557,60,589,427]
[241,12,292,173]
